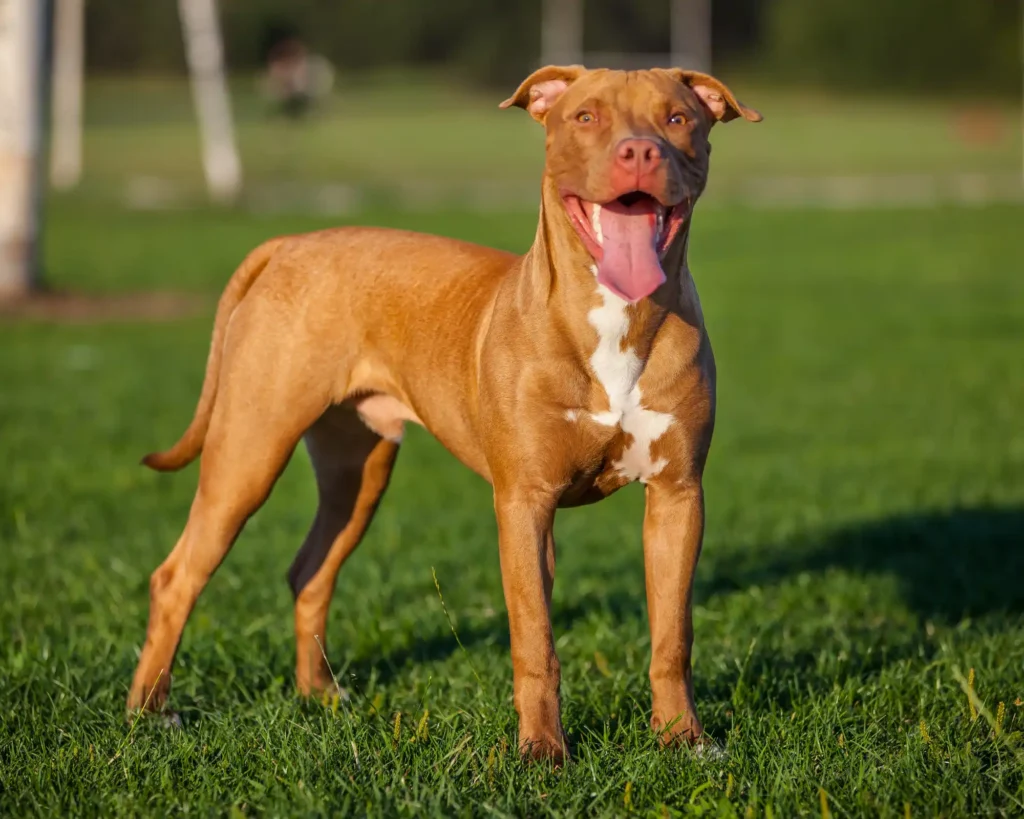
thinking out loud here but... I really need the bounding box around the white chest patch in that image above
[583,275,674,483]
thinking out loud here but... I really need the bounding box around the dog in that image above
[127,65,761,763]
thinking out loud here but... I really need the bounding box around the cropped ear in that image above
[669,69,762,124]
[499,65,586,123]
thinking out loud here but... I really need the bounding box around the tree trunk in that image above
[178,0,242,204]
[671,0,711,72]
[49,0,83,191]
[0,0,46,299]
[541,0,583,67]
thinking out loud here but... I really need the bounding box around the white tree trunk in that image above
[671,0,711,72]
[0,0,46,299]
[50,0,84,190]
[541,0,583,67]
[178,0,241,203]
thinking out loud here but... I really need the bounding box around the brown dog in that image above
[128,66,760,763]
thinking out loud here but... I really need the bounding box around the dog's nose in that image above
[615,138,662,176]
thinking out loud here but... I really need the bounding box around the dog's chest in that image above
[564,284,675,485]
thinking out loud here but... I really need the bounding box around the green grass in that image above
[74,75,1022,203]
[2,198,1024,816]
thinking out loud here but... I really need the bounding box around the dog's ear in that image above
[668,69,762,124]
[499,65,586,124]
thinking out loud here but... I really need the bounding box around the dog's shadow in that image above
[701,505,1024,621]
[352,505,1024,690]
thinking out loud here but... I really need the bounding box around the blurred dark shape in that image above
[258,17,300,65]
[259,21,334,118]
[265,35,312,117]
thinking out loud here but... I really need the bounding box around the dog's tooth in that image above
[656,207,664,236]
[592,204,602,244]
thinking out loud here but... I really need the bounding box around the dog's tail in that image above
[142,237,287,472]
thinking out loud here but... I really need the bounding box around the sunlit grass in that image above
[1,200,1023,816]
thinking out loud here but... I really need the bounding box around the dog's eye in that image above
[668,112,687,126]
[575,111,595,124]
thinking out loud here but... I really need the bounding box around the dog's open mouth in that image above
[562,192,689,303]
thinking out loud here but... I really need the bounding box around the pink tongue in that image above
[596,200,666,303]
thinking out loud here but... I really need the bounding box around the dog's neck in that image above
[514,175,703,362]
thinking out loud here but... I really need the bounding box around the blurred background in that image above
[2,4,1024,814]
[1,0,1021,257]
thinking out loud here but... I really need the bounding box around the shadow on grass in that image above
[701,505,1024,621]
[353,504,1024,689]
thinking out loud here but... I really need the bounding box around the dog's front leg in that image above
[494,487,567,764]
[643,479,705,745]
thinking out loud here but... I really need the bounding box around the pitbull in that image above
[127,65,761,763]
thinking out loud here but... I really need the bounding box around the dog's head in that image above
[501,66,761,302]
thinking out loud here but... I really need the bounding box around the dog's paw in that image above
[652,715,725,761]
[126,673,172,715]
[296,665,350,703]
[316,681,350,707]
[652,711,704,748]
[518,731,570,767]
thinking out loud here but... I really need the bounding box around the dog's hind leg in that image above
[288,404,400,696]
[127,305,330,714]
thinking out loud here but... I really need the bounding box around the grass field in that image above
[2,193,1023,816]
